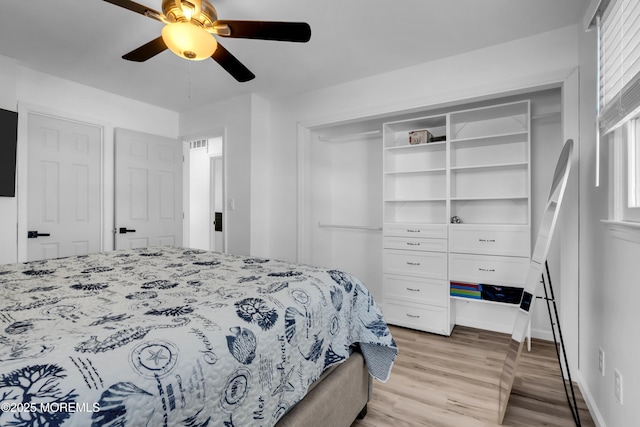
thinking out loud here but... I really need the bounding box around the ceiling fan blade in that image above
[211,43,255,82]
[214,21,311,42]
[102,0,163,22]
[123,36,168,62]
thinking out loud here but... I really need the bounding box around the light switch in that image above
[227,198,235,210]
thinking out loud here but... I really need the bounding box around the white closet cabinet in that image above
[382,114,453,335]
[382,100,531,335]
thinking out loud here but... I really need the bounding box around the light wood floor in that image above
[353,325,595,427]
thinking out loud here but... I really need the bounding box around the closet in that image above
[300,88,562,337]
[300,121,384,300]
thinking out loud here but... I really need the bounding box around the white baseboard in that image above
[576,372,606,427]
[530,327,554,341]
[453,317,514,334]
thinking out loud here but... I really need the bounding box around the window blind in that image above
[599,0,640,134]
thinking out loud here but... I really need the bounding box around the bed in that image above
[0,247,396,427]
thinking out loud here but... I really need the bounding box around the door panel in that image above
[115,128,182,250]
[159,171,176,218]
[130,168,149,220]
[27,113,102,261]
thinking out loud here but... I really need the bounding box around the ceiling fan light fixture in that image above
[161,22,217,60]
[176,0,199,21]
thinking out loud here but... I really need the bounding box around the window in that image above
[629,121,640,208]
[596,0,640,224]
[599,0,640,135]
[625,121,640,221]
[611,118,640,223]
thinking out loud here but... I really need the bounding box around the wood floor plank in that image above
[352,325,595,427]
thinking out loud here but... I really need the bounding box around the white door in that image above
[114,128,182,249]
[26,113,102,261]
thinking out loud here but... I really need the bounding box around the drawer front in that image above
[383,300,449,335]
[384,223,447,239]
[449,253,529,287]
[384,249,447,279]
[383,274,448,307]
[383,236,447,252]
[449,225,530,257]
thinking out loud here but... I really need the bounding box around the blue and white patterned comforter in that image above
[0,247,397,427]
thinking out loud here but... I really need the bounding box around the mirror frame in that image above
[498,139,574,423]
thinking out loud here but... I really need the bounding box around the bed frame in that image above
[276,351,371,427]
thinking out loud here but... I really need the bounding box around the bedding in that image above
[0,247,396,427]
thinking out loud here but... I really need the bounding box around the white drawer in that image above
[384,249,447,279]
[449,225,530,257]
[384,223,447,239]
[383,300,450,335]
[383,236,447,252]
[449,253,529,287]
[383,274,448,306]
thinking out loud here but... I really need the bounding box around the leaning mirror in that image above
[498,139,574,423]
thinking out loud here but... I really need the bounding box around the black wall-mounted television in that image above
[0,108,18,198]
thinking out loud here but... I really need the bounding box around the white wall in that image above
[0,56,179,265]
[189,147,211,250]
[577,23,639,427]
[212,155,224,252]
[187,139,224,251]
[179,94,252,255]
[250,94,271,257]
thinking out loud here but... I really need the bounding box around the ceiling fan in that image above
[103,0,311,82]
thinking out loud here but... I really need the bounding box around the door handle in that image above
[119,227,137,234]
[27,231,51,239]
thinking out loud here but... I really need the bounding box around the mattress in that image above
[0,247,397,427]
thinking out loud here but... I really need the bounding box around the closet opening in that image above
[185,136,225,252]
[299,87,564,338]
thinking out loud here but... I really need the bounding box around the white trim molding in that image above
[577,372,607,427]
[602,219,640,243]
[584,0,612,31]
[16,102,106,262]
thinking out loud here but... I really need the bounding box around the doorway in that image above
[187,136,225,252]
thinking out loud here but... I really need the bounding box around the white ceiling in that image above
[0,0,587,113]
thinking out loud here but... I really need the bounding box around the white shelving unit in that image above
[381,100,531,335]
[448,101,531,324]
[382,114,452,335]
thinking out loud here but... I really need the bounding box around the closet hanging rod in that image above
[317,129,382,142]
[317,222,382,231]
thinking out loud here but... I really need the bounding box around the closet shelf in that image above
[531,111,561,120]
[450,162,528,172]
[451,296,520,307]
[317,129,381,142]
[450,196,528,201]
[385,198,447,203]
[384,168,446,175]
[450,131,528,147]
[384,141,447,151]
